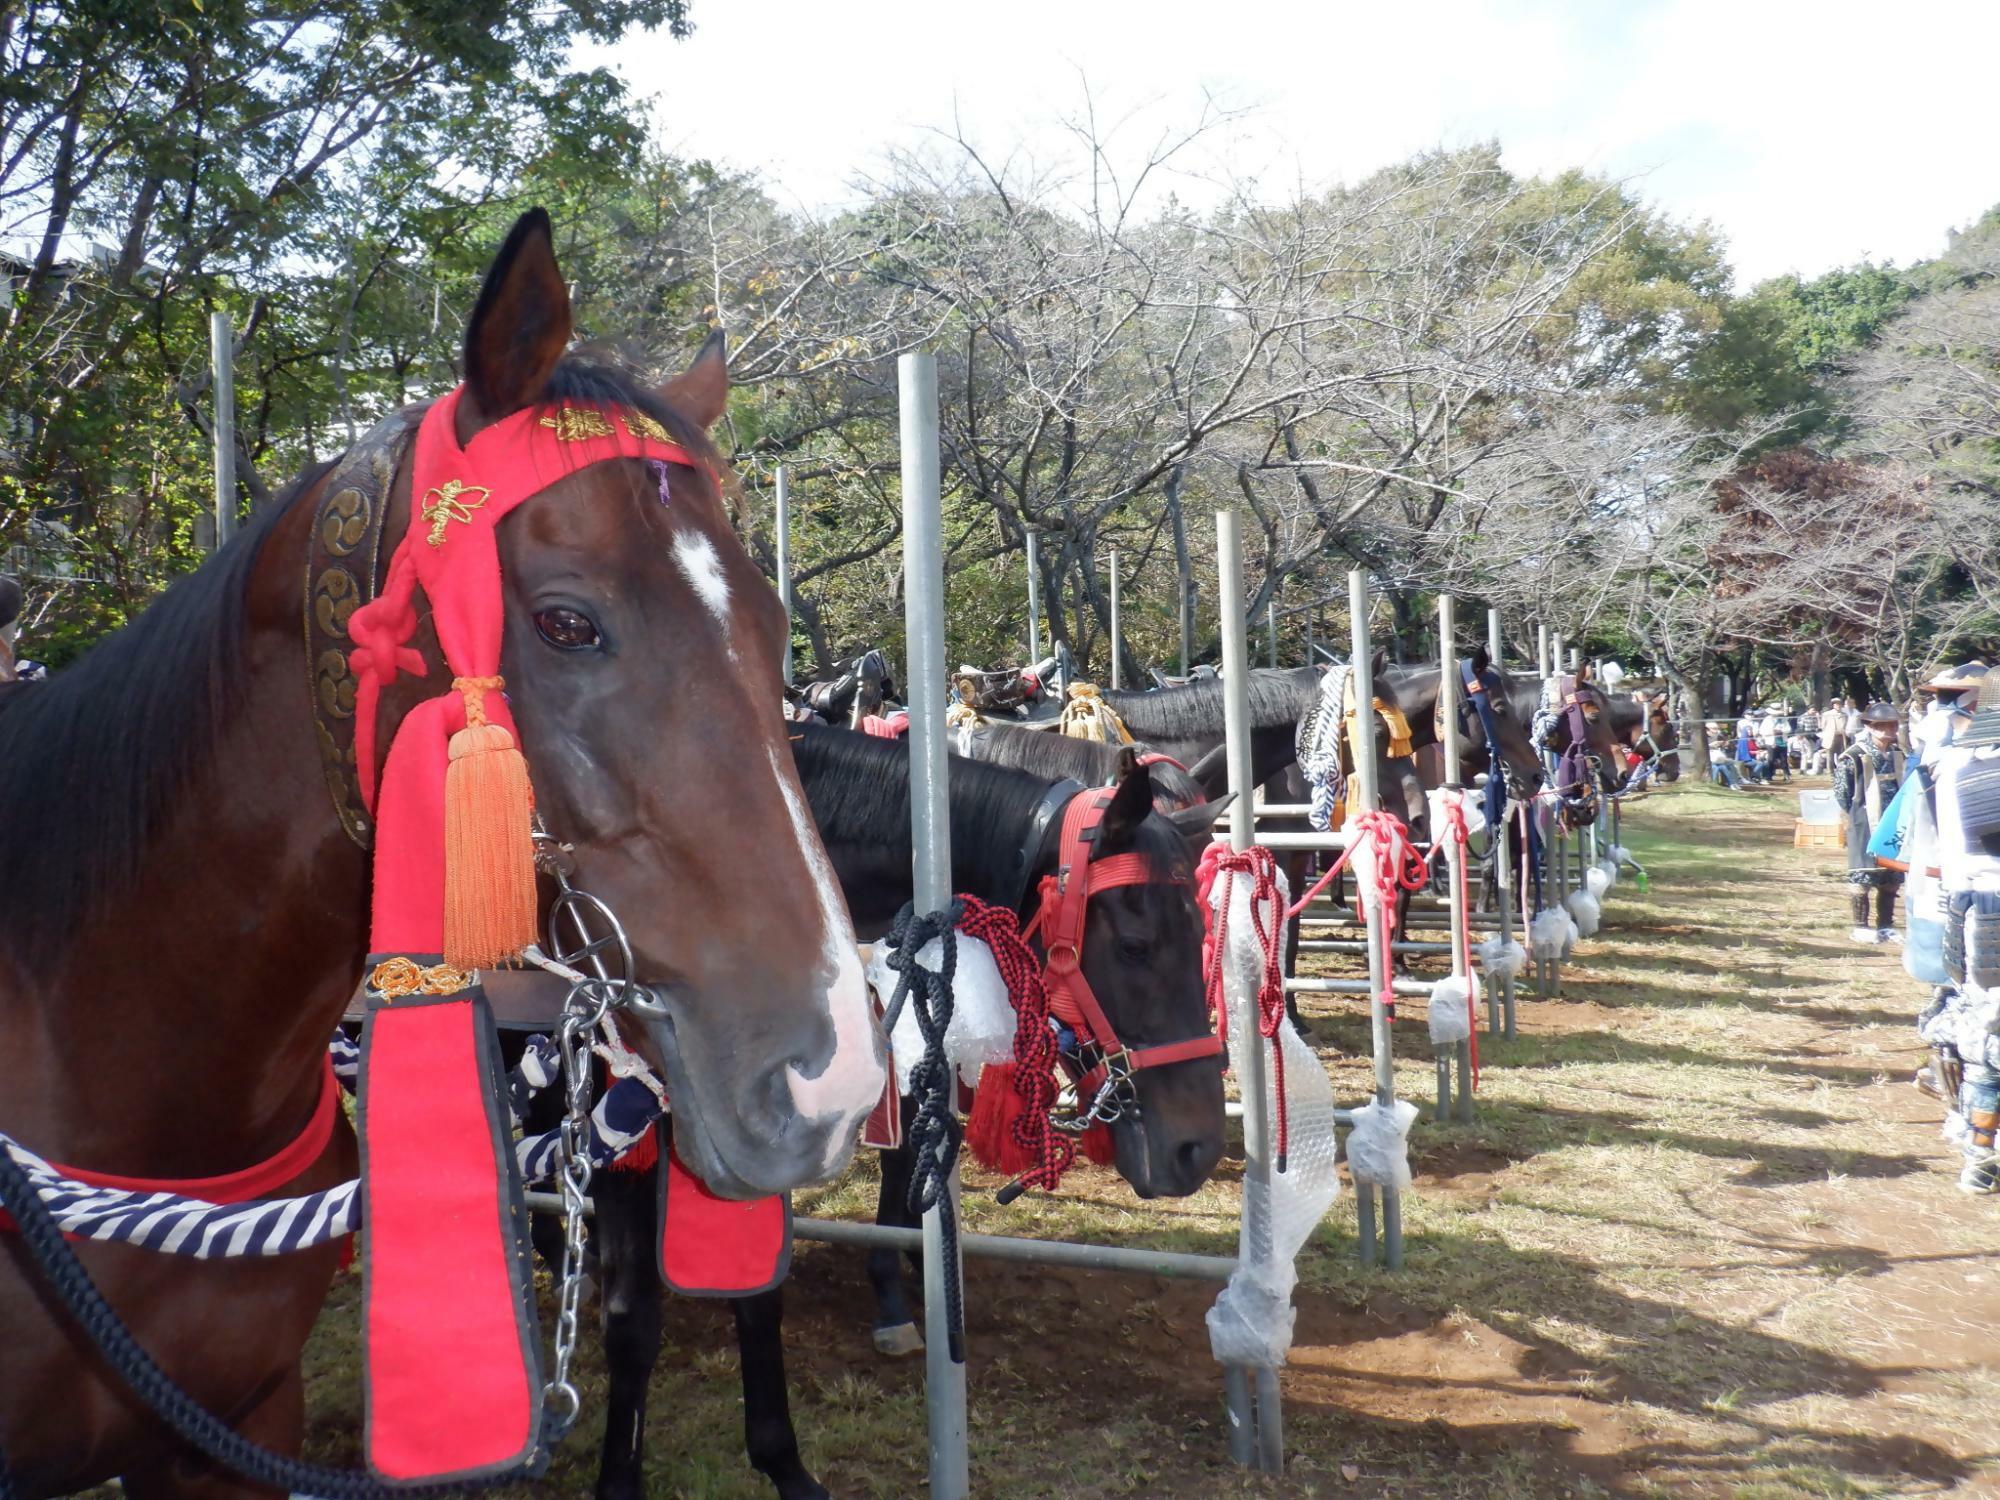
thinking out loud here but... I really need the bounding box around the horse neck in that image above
[811,749,1046,928]
[8,487,371,1174]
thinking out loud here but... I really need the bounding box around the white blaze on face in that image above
[766,746,886,1168]
[674,530,733,629]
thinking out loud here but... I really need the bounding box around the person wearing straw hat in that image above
[1834,701,1908,944]
[1913,661,1988,767]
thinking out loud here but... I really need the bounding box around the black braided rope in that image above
[0,1142,546,1499]
[883,898,967,1364]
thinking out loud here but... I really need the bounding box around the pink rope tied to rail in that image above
[1196,841,1291,1169]
[1437,792,1480,1087]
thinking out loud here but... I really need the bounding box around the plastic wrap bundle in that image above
[1427,974,1473,1044]
[1564,888,1601,938]
[1530,907,1570,958]
[1426,786,1484,845]
[1585,864,1611,900]
[1598,857,1619,891]
[866,929,1018,1095]
[1345,1097,1419,1191]
[1203,860,1340,1371]
[1610,843,1631,869]
[1476,935,1528,981]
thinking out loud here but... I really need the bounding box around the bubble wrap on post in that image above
[1426,786,1484,844]
[1564,889,1601,938]
[1530,908,1570,958]
[866,931,1017,1095]
[1346,1098,1419,1190]
[1597,857,1619,891]
[1585,865,1611,900]
[1610,843,1632,868]
[1427,975,1473,1044]
[1476,936,1527,981]
[1203,859,1339,1371]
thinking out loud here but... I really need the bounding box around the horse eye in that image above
[534,607,602,652]
[1117,936,1151,962]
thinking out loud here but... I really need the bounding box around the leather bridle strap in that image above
[1006,777,1088,914]
[1022,788,1221,1098]
[304,407,421,849]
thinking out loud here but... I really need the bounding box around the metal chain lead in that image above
[525,812,644,1442]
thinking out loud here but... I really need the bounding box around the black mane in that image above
[791,723,1058,899]
[1103,667,1323,739]
[0,467,327,970]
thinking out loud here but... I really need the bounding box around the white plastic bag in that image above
[1530,908,1569,958]
[1585,865,1611,899]
[1204,858,1341,1370]
[1345,1098,1419,1191]
[1425,786,1485,847]
[1565,889,1601,938]
[1427,975,1473,1044]
[1598,857,1619,891]
[1475,936,1527,981]
[865,931,1017,1095]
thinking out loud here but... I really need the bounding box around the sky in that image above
[583,0,2000,288]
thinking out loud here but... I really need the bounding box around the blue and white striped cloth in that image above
[0,1036,665,1260]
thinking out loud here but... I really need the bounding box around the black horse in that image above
[587,726,1229,1500]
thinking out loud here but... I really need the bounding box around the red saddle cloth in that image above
[657,1132,791,1297]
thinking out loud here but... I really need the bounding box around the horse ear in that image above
[1100,752,1154,846]
[1471,645,1491,678]
[1168,791,1232,847]
[1184,743,1230,801]
[1577,660,1594,683]
[463,208,571,422]
[1370,647,1389,681]
[663,329,729,431]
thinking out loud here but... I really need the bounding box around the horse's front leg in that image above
[732,1289,829,1500]
[866,1109,924,1357]
[591,1159,664,1500]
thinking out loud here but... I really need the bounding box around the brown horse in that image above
[0,212,884,1497]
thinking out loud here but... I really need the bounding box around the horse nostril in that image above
[1173,1134,1221,1191]
[742,1062,799,1138]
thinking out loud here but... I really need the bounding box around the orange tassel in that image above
[964,1062,1035,1174]
[443,676,539,969]
[609,1124,660,1174]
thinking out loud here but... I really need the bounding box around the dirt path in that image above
[295,781,1998,1498]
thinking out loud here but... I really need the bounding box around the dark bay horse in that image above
[586,726,1229,1500]
[1104,665,1327,795]
[1384,651,1546,797]
[0,212,884,1496]
[1607,690,1681,784]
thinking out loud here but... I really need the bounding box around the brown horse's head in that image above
[1460,646,1544,795]
[1069,756,1228,1198]
[1645,692,1681,782]
[445,212,883,1198]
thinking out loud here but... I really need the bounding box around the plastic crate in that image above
[1794,819,1844,851]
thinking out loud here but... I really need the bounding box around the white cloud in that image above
[587,0,2000,285]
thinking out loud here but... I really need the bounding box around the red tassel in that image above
[609,1125,659,1174]
[443,676,539,970]
[965,1063,1035,1174]
[1080,1124,1117,1165]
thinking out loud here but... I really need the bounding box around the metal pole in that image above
[898,352,968,1500]
[1348,569,1402,1268]
[210,310,236,550]
[1488,607,1515,1038]
[1108,548,1122,690]
[1304,612,1315,668]
[1217,511,1282,1472]
[1025,528,1041,663]
[1439,594,1472,1122]
[775,467,794,685]
[1180,579,1192,678]
[1538,623,1551,680]
[1267,599,1278,670]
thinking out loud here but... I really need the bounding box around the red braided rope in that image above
[954,895,1076,1194]
[1438,793,1480,1087]
[1197,842,1291,1169]
[1352,808,1427,1024]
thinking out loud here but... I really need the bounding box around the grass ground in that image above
[296,779,2000,1498]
